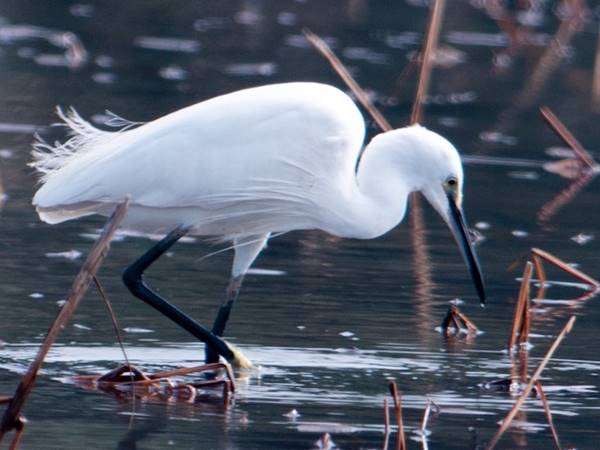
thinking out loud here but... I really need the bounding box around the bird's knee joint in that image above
[122,266,143,293]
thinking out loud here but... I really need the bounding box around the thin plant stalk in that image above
[486,316,576,450]
[535,382,561,450]
[303,28,391,133]
[540,107,596,169]
[388,381,406,450]
[508,262,532,350]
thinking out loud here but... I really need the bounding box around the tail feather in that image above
[29,107,142,183]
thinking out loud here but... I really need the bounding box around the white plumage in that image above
[31,82,484,297]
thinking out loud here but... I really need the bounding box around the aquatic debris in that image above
[440,304,478,336]
[508,262,533,351]
[486,316,576,450]
[0,201,127,449]
[72,362,235,405]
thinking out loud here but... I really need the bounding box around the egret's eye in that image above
[445,176,458,189]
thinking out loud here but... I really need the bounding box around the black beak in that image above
[447,192,486,305]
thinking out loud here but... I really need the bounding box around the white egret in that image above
[31,82,485,367]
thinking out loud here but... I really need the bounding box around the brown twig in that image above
[508,262,533,350]
[540,107,596,169]
[93,275,132,373]
[535,381,562,450]
[531,248,599,290]
[388,381,406,450]
[0,201,128,443]
[303,28,392,132]
[531,252,547,299]
[486,316,576,450]
[411,0,446,125]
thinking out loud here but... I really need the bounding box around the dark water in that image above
[1,1,600,449]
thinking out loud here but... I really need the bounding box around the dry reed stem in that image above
[383,398,390,450]
[532,253,547,299]
[535,381,561,450]
[486,316,576,450]
[531,248,599,289]
[0,398,12,405]
[411,0,446,125]
[0,201,128,442]
[388,381,406,450]
[508,262,532,350]
[303,28,392,132]
[7,417,26,450]
[540,107,596,169]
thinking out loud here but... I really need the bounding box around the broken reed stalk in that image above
[7,417,26,450]
[410,0,446,125]
[303,28,392,132]
[383,398,390,450]
[531,248,600,290]
[441,305,478,335]
[508,262,533,350]
[535,382,561,450]
[388,381,406,450]
[486,315,576,450]
[0,201,128,442]
[539,107,596,169]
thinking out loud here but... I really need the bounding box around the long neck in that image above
[343,140,421,239]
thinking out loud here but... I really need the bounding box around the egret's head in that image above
[360,125,485,303]
[408,127,486,304]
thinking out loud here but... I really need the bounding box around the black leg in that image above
[205,275,244,364]
[122,226,235,363]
